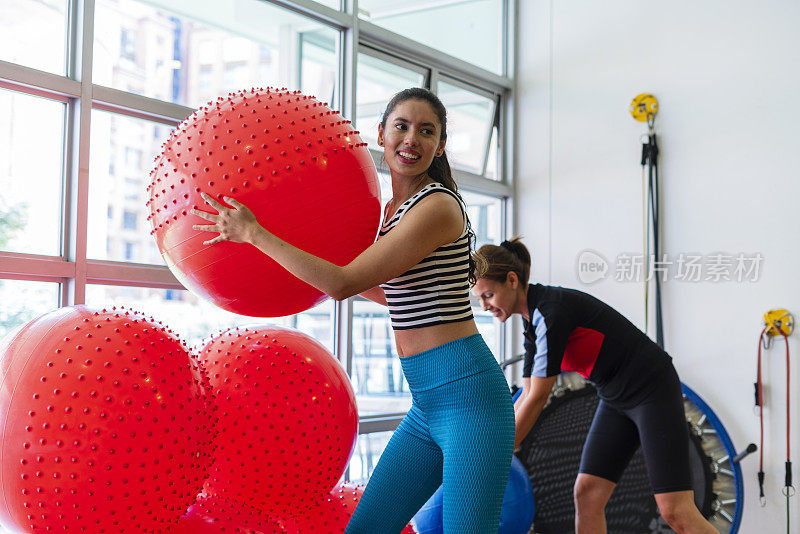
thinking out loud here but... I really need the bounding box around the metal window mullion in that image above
[62,94,76,279]
[499,194,510,364]
[357,44,431,81]
[84,259,182,289]
[342,1,358,121]
[501,0,509,78]
[67,0,95,306]
[452,170,513,198]
[263,0,351,29]
[506,0,517,84]
[337,297,354,375]
[0,253,75,279]
[501,0,517,192]
[428,67,438,93]
[0,61,81,100]
[436,72,498,101]
[357,415,403,434]
[91,85,192,125]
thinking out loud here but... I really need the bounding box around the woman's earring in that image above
[377,139,383,146]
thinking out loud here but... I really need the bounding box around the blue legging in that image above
[345,334,515,534]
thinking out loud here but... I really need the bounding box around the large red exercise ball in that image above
[292,482,417,534]
[147,87,381,317]
[412,455,535,534]
[0,306,214,533]
[168,494,288,534]
[196,325,358,516]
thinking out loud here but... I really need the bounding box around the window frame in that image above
[0,0,517,468]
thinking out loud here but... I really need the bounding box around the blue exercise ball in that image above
[413,455,535,534]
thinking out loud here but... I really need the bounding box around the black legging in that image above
[579,363,693,494]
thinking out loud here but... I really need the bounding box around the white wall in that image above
[516,0,800,531]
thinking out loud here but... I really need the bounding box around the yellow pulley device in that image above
[630,93,658,124]
[764,309,794,338]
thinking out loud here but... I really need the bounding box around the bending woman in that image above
[192,88,514,534]
[471,237,716,534]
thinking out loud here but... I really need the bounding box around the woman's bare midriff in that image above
[393,319,480,358]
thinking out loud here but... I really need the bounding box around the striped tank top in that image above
[378,182,474,330]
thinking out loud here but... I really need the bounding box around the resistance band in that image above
[755,318,794,533]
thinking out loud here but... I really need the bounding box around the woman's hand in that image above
[191,192,262,246]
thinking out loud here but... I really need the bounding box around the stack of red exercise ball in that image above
[0,88,417,532]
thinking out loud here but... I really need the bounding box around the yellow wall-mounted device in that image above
[630,93,658,123]
[763,309,794,337]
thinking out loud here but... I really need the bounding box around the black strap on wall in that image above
[641,127,664,349]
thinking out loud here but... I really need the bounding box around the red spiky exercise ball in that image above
[0,306,214,533]
[147,87,381,318]
[196,325,358,516]
[292,482,417,533]
[169,494,288,534]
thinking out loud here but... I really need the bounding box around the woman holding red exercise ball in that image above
[192,88,515,534]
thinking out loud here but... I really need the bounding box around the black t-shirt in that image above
[521,284,672,407]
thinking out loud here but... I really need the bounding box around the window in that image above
[198,65,214,93]
[87,110,168,265]
[223,61,248,92]
[122,210,137,230]
[0,280,61,339]
[123,241,137,261]
[462,190,504,357]
[85,286,335,350]
[461,190,503,249]
[313,0,340,9]
[94,0,342,109]
[0,0,68,75]
[348,431,393,484]
[351,299,412,416]
[125,147,142,168]
[485,126,499,180]
[356,51,426,150]
[120,28,137,62]
[358,0,505,75]
[1,0,512,464]
[299,30,340,112]
[0,89,65,256]
[437,79,497,175]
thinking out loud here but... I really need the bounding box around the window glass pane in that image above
[0,280,60,340]
[0,0,68,75]
[348,431,393,484]
[462,191,503,358]
[360,185,505,403]
[351,299,411,416]
[300,30,339,108]
[485,125,499,180]
[375,171,391,203]
[85,285,335,350]
[0,89,64,256]
[356,53,425,150]
[474,308,501,360]
[461,190,502,249]
[94,0,340,109]
[358,0,503,75]
[437,81,495,175]
[313,0,340,9]
[88,110,171,265]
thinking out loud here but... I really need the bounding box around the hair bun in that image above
[500,237,530,265]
